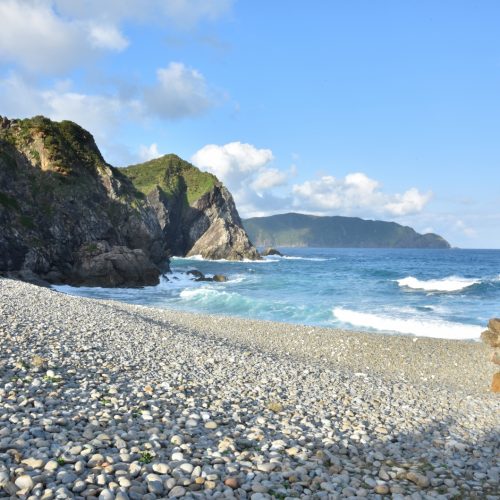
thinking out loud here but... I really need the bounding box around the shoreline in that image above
[53,278,491,394]
[1,278,498,499]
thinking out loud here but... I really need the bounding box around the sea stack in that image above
[480,318,500,392]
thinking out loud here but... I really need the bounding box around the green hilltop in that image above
[122,154,218,205]
[243,213,451,249]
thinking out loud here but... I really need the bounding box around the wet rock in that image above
[261,247,283,257]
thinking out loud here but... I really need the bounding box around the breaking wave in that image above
[397,276,480,292]
[333,307,482,340]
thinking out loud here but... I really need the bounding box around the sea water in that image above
[54,248,500,340]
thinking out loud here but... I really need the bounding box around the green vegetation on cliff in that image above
[123,154,217,205]
[243,213,451,249]
[1,115,107,177]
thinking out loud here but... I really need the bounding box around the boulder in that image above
[481,328,500,348]
[187,269,205,280]
[480,318,500,392]
[491,372,500,393]
[261,247,283,257]
[185,270,227,283]
[74,242,160,287]
[488,318,500,335]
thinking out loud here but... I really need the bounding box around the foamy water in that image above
[54,248,500,340]
[397,276,480,292]
[333,307,482,340]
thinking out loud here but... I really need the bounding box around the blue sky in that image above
[0,1,499,248]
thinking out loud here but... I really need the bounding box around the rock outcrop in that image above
[0,116,168,286]
[262,247,284,257]
[480,318,500,392]
[123,155,260,261]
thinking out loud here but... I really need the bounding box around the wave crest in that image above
[332,307,482,339]
[397,276,480,292]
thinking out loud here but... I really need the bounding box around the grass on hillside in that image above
[123,154,217,205]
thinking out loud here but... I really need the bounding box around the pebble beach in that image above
[0,278,498,499]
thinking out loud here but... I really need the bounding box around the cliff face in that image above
[243,213,451,249]
[0,116,168,286]
[122,155,260,260]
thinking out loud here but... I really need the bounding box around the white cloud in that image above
[53,0,233,28]
[251,168,288,192]
[192,143,431,219]
[0,73,137,164]
[192,142,274,179]
[292,174,431,217]
[0,1,233,74]
[0,0,86,73]
[192,142,290,216]
[384,187,432,216]
[88,24,129,51]
[145,62,215,119]
[139,143,161,161]
[454,219,477,238]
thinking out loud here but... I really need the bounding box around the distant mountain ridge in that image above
[243,213,450,249]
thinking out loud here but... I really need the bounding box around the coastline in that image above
[1,277,498,498]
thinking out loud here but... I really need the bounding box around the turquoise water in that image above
[55,248,500,340]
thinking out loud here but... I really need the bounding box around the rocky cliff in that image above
[0,116,168,286]
[122,155,260,260]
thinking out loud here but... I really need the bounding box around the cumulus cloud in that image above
[191,142,291,215]
[0,0,87,73]
[192,142,432,219]
[145,63,215,119]
[0,0,233,74]
[384,187,432,216]
[0,61,218,161]
[53,0,233,29]
[192,142,274,179]
[0,73,138,164]
[292,174,431,217]
[251,168,288,192]
[139,143,161,161]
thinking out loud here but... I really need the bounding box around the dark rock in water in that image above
[0,115,168,287]
[185,269,227,283]
[213,274,227,282]
[122,155,261,261]
[187,269,205,280]
[262,247,283,257]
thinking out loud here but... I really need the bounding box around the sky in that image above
[0,1,499,248]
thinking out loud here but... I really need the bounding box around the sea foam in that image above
[397,276,480,292]
[333,307,482,340]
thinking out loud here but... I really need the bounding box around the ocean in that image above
[54,248,500,340]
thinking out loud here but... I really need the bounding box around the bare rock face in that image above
[185,185,260,260]
[123,155,260,261]
[74,241,160,287]
[0,116,168,287]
